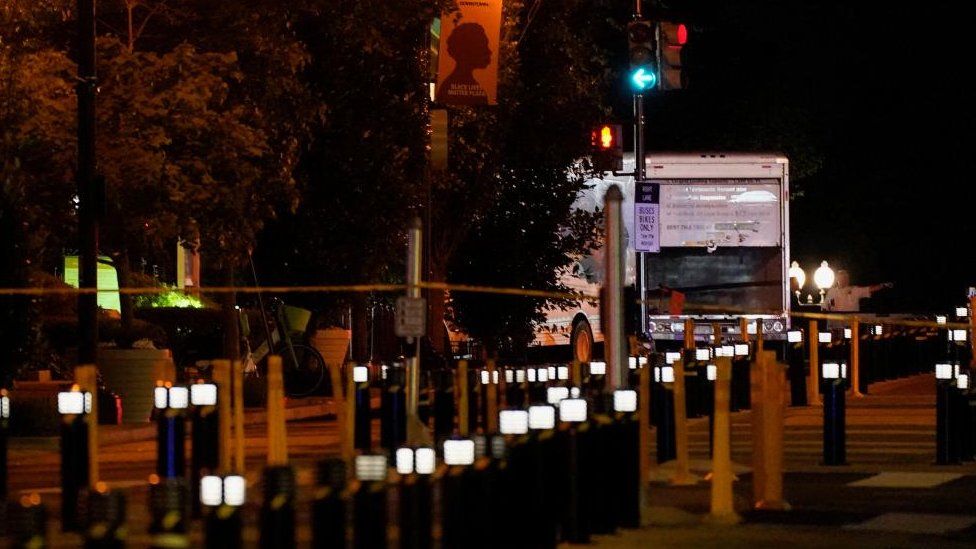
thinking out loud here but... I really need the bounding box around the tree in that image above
[433,0,611,356]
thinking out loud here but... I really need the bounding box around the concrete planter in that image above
[99,348,175,423]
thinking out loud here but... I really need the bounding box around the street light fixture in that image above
[814,261,835,304]
[788,261,806,298]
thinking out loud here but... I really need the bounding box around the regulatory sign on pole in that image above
[395,296,427,338]
[634,182,660,253]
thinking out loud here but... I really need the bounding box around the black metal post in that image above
[260,465,296,548]
[148,478,187,547]
[191,404,219,518]
[60,412,89,531]
[312,459,347,549]
[936,377,957,465]
[157,408,187,479]
[84,488,126,548]
[822,378,846,466]
[76,0,99,365]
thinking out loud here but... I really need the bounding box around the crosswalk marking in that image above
[844,512,976,534]
[847,472,964,488]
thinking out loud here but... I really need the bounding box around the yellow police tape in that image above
[0,283,966,330]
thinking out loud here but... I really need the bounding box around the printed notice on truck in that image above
[634,182,660,253]
[657,180,781,247]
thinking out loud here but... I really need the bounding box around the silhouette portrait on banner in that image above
[436,22,492,105]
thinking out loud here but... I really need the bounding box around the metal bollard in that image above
[1,388,9,502]
[148,475,188,548]
[654,357,677,463]
[154,382,189,479]
[190,381,220,518]
[353,454,389,549]
[396,447,435,549]
[84,483,126,548]
[935,363,959,464]
[612,389,640,529]
[527,405,558,549]
[557,395,590,544]
[312,459,348,549]
[732,342,752,411]
[440,438,476,549]
[9,494,47,549]
[588,395,617,535]
[786,330,807,406]
[260,465,296,548]
[433,369,455,442]
[956,373,974,461]
[821,362,847,466]
[353,365,372,452]
[201,474,246,549]
[381,365,407,451]
[58,385,91,531]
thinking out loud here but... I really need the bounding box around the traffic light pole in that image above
[77,0,99,366]
[633,1,649,338]
[634,93,648,337]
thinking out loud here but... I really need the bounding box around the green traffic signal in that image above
[627,20,657,93]
[630,67,657,92]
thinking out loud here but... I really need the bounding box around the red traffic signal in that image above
[591,124,623,172]
[658,22,688,90]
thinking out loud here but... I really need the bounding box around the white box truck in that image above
[535,152,791,362]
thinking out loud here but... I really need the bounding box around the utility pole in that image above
[77,0,100,366]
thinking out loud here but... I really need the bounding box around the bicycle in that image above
[241,298,328,398]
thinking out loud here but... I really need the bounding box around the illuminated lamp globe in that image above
[814,261,835,290]
[788,261,806,289]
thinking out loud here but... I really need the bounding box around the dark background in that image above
[610,1,973,312]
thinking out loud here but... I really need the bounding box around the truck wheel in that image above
[570,318,594,364]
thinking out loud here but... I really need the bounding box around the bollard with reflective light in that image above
[654,361,677,463]
[955,373,974,462]
[353,454,388,549]
[1,388,9,501]
[312,458,348,549]
[821,362,847,466]
[190,381,219,518]
[935,363,959,464]
[380,363,407,451]
[528,405,558,549]
[786,330,807,405]
[397,447,435,549]
[499,409,535,546]
[148,474,187,547]
[154,382,189,479]
[201,474,246,549]
[441,438,476,549]
[559,397,591,544]
[613,389,640,529]
[84,482,126,548]
[58,386,91,531]
[705,364,718,455]
[353,366,372,451]
[731,342,751,411]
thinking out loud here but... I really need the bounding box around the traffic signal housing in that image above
[627,20,657,92]
[590,124,623,173]
[658,22,688,90]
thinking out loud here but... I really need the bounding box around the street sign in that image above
[395,296,427,338]
[635,182,660,252]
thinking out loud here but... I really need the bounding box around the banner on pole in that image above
[435,1,503,106]
[634,182,660,253]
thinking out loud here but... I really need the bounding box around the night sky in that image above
[622,1,972,312]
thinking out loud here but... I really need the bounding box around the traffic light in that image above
[658,22,688,90]
[590,124,623,173]
[627,20,657,92]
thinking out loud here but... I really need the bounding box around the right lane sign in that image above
[635,182,660,253]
